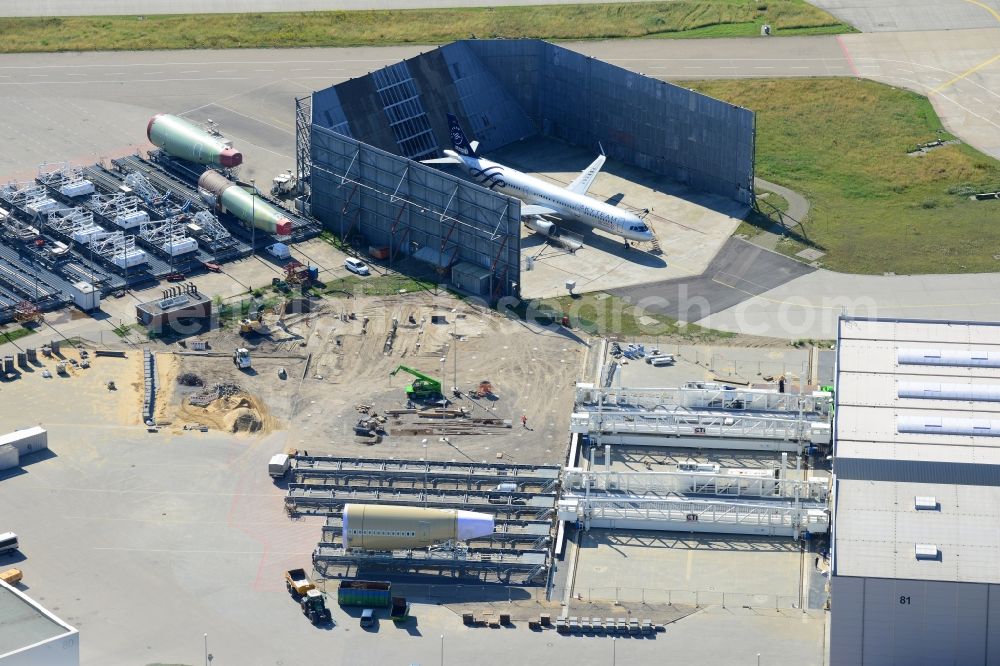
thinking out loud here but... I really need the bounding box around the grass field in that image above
[0,326,36,344]
[0,1,852,53]
[525,292,734,340]
[689,78,1000,274]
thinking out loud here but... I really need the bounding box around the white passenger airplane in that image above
[422,114,654,246]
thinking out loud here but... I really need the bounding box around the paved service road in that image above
[694,270,1000,340]
[0,46,427,186]
[1,28,999,340]
[0,0,655,17]
[568,32,1000,162]
[609,238,815,323]
[811,0,1000,32]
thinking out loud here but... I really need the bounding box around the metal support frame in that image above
[390,166,409,203]
[294,96,312,196]
[308,130,520,302]
[490,202,510,241]
[389,224,412,265]
[489,234,508,272]
[577,384,833,416]
[339,182,359,216]
[562,468,829,502]
[567,495,828,537]
[339,149,360,187]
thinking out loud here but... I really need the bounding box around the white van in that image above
[266,242,291,260]
[648,355,675,367]
[345,258,370,276]
[0,532,18,555]
[494,482,518,493]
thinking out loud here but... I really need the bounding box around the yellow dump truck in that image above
[284,568,316,597]
[284,569,331,625]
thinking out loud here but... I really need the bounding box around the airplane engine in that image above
[525,217,556,236]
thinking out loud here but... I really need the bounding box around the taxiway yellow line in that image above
[931,0,1000,93]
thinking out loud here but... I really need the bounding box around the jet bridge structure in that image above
[572,382,833,452]
[303,39,755,303]
[557,448,829,538]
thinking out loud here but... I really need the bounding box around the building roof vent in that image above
[898,381,1000,402]
[898,348,1000,368]
[898,415,1000,437]
[915,544,940,560]
[914,496,938,511]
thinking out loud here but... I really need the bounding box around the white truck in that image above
[269,453,291,478]
[233,348,251,370]
[271,170,297,197]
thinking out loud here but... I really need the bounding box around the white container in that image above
[113,249,147,269]
[59,180,96,197]
[26,198,59,215]
[72,225,103,243]
[71,281,100,311]
[0,426,47,456]
[0,443,18,471]
[115,210,149,229]
[162,237,198,256]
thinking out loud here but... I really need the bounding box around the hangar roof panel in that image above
[0,581,77,657]
[834,317,1000,585]
[834,479,1000,583]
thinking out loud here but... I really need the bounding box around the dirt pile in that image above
[178,372,204,387]
[189,381,244,407]
[226,407,263,433]
[175,383,274,435]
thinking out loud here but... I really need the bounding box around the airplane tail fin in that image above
[447,113,478,158]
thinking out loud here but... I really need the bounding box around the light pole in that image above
[612,636,616,665]
[250,178,256,256]
[452,316,458,394]
[440,634,444,666]
[203,633,208,666]
[422,439,428,507]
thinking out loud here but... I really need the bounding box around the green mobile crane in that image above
[389,365,442,400]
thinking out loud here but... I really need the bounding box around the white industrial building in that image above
[0,580,78,665]
[830,317,1000,665]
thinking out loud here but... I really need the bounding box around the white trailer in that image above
[268,453,291,478]
[0,426,48,456]
[0,443,18,471]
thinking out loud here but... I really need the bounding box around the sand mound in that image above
[174,388,274,435]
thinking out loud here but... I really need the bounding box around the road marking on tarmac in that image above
[932,0,1000,93]
[932,52,1000,93]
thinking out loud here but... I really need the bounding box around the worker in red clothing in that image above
[521,414,527,428]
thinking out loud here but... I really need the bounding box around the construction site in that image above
[0,38,836,666]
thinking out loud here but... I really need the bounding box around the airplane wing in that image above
[521,204,559,218]
[421,156,463,164]
[565,154,606,195]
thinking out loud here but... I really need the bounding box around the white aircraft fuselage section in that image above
[457,153,654,242]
